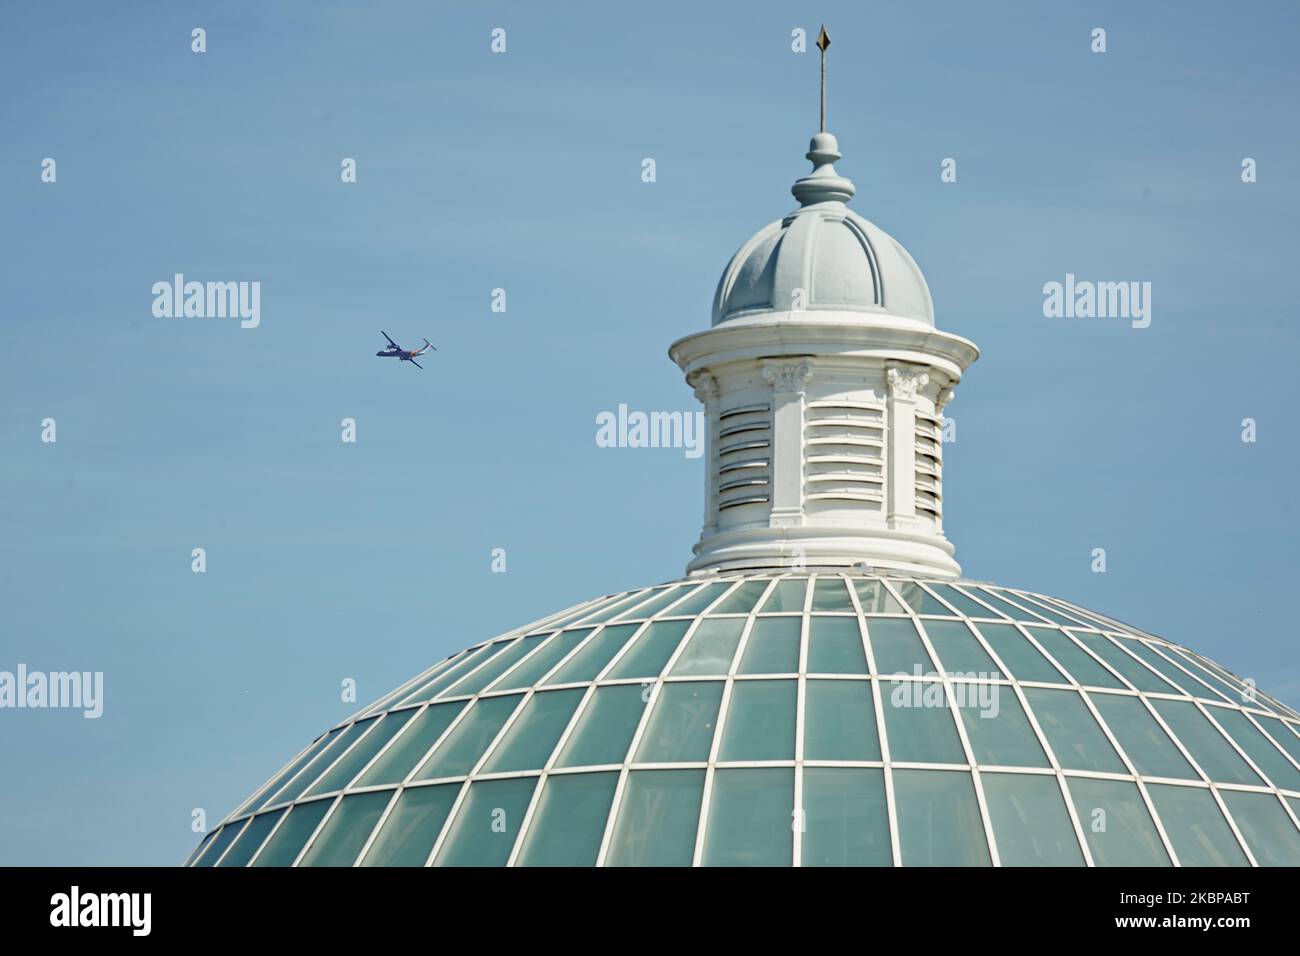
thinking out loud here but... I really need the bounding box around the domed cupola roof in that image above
[712,131,934,327]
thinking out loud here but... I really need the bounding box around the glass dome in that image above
[187,572,1300,867]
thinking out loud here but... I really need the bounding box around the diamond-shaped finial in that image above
[816,25,830,52]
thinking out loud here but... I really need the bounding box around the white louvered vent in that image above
[804,400,885,515]
[717,403,772,513]
[914,410,943,524]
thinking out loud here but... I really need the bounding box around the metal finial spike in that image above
[816,26,830,131]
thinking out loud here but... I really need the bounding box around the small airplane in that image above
[376,330,436,369]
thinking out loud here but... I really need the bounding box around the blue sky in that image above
[1,1,1298,864]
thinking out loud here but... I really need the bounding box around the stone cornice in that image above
[669,312,979,385]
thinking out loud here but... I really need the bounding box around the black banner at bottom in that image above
[0,865,1280,941]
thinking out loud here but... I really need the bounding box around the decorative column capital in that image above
[687,371,719,405]
[937,386,955,410]
[762,361,813,395]
[886,364,930,401]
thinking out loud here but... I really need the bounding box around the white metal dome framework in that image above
[188,31,1300,867]
[189,573,1300,867]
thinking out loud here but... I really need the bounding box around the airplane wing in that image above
[381,330,400,349]
[409,358,423,369]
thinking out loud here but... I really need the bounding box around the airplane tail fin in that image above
[423,337,436,351]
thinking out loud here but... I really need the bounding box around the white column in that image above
[885,364,929,528]
[688,371,720,536]
[762,361,812,528]
[933,385,954,534]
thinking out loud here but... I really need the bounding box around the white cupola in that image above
[670,129,979,578]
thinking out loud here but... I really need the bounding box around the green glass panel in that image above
[605,620,691,679]
[636,681,724,763]
[555,684,647,767]
[366,653,463,715]
[434,777,537,867]
[545,624,639,685]
[1254,715,1300,765]
[298,791,392,867]
[893,769,991,865]
[1039,599,1116,632]
[547,591,636,629]
[357,701,467,787]
[957,691,1049,768]
[930,583,1001,618]
[1066,777,1170,866]
[414,694,523,780]
[1088,693,1197,780]
[243,728,340,814]
[408,641,509,702]
[186,830,217,866]
[663,581,733,616]
[1022,688,1125,773]
[1116,638,1229,702]
[718,680,796,761]
[1150,699,1262,786]
[810,576,855,611]
[516,772,619,867]
[1145,784,1249,866]
[1202,708,1300,791]
[710,579,770,614]
[804,679,880,761]
[982,773,1084,866]
[801,767,891,866]
[613,585,696,621]
[491,629,593,690]
[1027,628,1124,689]
[881,683,965,764]
[1257,694,1298,720]
[759,578,807,613]
[360,784,459,867]
[739,616,801,674]
[1003,594,1083,627]
[866,617,934,675]
[569,590,655,626]
[1193,660,1292,717]
[1071,632,1177,694]
[924,620,999,675]
[893,581,956,616]
[481,688,585,773]
[702,768,794,866]
[972,622,1066,684]
[192,819,247,867]
[1218,790,1300,867]
[251,799,333,867]
[972,588,1050,623]
[606,770,704,866]
[216,809,286,868]
[807,616,868,674]
[1165,649,1245,702]
[267,719,374,806]
[1183,653,1256,702]
[852,579,906,614]
[446,636,543,697]
[305,710,416,797]
[670,618,745,676]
